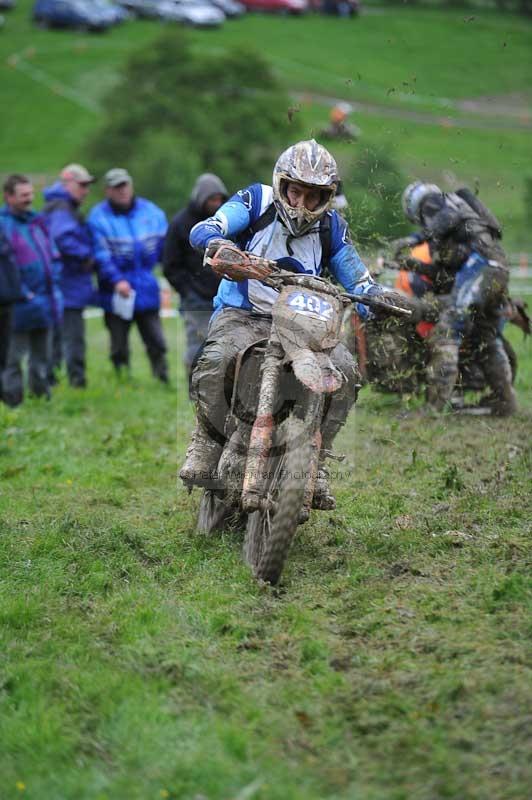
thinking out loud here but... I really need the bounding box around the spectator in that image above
[42,163,96,388]
[163,173,228,392]
[0,225,22,402]
[0,174,63,407]
[88,169,169,383]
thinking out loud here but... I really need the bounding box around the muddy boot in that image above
[426,339,459,412]
[312,458,336,511]
[179,419,223,487]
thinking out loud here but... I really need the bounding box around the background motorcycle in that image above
[347,250,529,406]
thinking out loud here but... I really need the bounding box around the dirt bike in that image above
[348,256,529,408]
[193,244,410,585]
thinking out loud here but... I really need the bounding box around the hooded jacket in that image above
[163,173,228,300]
[0,206,63,332]
[88,196,167,314]
[42,182,96,309]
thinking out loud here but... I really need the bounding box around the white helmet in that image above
[272,139,338,237]
[402,181,442,224]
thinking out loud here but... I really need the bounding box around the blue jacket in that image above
[88,197,167,313]
[189,183,379,319]
[42,182,96,309]
[0,206,63,332]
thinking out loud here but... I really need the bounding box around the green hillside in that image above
[1,2,531,246]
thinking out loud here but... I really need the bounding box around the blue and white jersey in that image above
[190,183,377,317]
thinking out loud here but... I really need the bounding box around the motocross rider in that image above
[392,181,516,415]
[179,140,409,508]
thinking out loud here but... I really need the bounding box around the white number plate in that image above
[286,292,334,320]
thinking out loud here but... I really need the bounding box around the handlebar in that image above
[343,292,412,317]
[211,250,412,317]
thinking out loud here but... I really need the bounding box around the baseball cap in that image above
[60,163,95,184]
[104,168,132,187]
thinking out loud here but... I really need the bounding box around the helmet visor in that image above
[280,179,336,217]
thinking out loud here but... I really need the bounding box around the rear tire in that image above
[244,416,310,585]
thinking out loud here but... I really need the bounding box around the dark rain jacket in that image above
[163,173,228,301]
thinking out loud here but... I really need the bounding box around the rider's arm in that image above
[189,184,265,251]
[391,232,425,258]
[328,213,382,319]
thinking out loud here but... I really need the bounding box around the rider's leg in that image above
[321,342,361,450]
[426,326,460,411]
[425,286,467,411]
[180,309,271,483]
[477,329,517,416]
[314,343,361,509]
[470,263,516,415]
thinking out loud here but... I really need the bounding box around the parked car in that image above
[91,0,132,24]
[114,0,167,17]
[32,0,118,31]
[115,0,169,20]
[321,0,360,16]
[116,0,224,25]
[208,0,245,18]
[113,0,185,19]
[167,0,225,26]
[239,0,307,13]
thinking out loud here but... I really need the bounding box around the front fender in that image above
[291,348,344,394]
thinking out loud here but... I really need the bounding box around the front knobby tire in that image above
[244,416,310,585]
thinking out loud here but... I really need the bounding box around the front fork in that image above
[241,341,283,513]
[241,344,324,515]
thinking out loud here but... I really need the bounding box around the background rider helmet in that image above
[401,181,442,225]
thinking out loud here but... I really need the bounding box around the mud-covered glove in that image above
[204,240,276,282]
[203,238,234,265]
[368,290,417,320]
[390,235,421,260]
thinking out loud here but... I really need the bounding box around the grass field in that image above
[1,317,531,799]
[1,4,532,796]
[1,2,531,247]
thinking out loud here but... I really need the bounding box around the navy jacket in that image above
[42,182,96,309]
